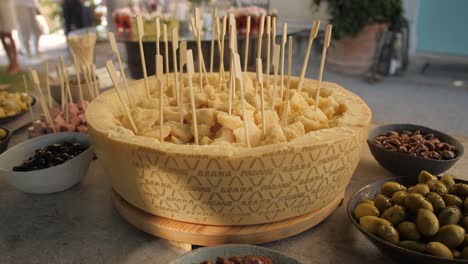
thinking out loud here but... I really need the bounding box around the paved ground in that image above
[1,33,468,136]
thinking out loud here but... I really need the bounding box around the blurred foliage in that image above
[38,0,62,33]
[313,0,403,40]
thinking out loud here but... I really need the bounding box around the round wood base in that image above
[112,190,344,246]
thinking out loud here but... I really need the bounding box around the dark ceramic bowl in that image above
[348,176,468,264]
[0,127,11,154]
[0,95,36,125]
[169,244,302,264]
[368,124,464,177]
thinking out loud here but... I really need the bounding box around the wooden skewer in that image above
[171,27,180,104]
[297,20,320,92]
[284,36,293,123]
[256,58,265,138]
[190,17,204,90]
[163,24,170,86]
[155,54,164,142]
[45,61,52,108]
[265,16,271,89]
[179,41,187,124]
[210,8,218,73]
[87,65,95,99]
[272,17,277,52]
[105,60,138,134]
[271,44,280,110]
[22,75,34,123]
[92,64,99,97]
[229,13,238,53]
[56,65,65,112]
[218,16,227,87]
[155,17,160,55]
[256,14,265,59]
[163,24,169,87]
[71,52,84,103]
[30,70,56,133]
[233,53,250,148]
[186,50,198,145]
[243,16,251,72]
[228,51,234,116]
[108,32,131,104]
[136,15,150,96]
[59,57,73,103]
[280,23,287,99]
[315,24,332,111]
[81,65,93,100]
[229,23,237,104]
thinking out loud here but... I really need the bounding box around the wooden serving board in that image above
[112,190,344,247]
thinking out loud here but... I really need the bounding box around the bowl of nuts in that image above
[368,124,464,177]
[0,132,94,194]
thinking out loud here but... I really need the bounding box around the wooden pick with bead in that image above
[315,24,332,111]
[297,20,320,92]
[136,15,150,96]
[105,60,138,134]
[186,50,198,145]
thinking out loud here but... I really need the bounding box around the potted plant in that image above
[313,0,403,74]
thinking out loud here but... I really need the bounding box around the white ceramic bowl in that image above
[0,132,94,194]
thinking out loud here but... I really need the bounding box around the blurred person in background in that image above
[0,0,21,74]
[59,0,85,35]
[15,0,43,57]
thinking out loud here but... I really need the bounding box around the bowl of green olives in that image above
[0,132,94,194]
[348,171,468,263]
[368,124,464,177]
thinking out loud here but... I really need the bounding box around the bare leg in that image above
[1,32,20,74]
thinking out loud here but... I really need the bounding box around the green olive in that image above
[438,206,462,226]
[392,191,407,205]
[408,184,431,196]
[0,129,6,140]
[361,199,375,205]
[376,224,399,244]
[399,241,426,253]
[416,209,439,237]
[460,234,468,249]
[419,170,437,184]
[450,183,468,199]
[434,225,466,249]
[426,242,453,259]
[354,203,380,219]
[405,193,434,214]
[441,174,456,190]
[461,247,468,259]
[397,221,421,241]
[381,182,406,197]
[427,180,448,196]
[381,205,406,226]
[461,216,468,231]
[359,216,392,235]
[374,194,393,214]
[426,192,446,214]
[443,194,463,208]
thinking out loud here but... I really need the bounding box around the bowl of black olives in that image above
[0,132,93,194]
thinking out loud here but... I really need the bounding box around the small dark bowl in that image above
[0,127,11,154]
[0,95,37,125]
[368,124,464,177]
[348,176,468,264]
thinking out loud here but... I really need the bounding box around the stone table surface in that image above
[0,128,467,264]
